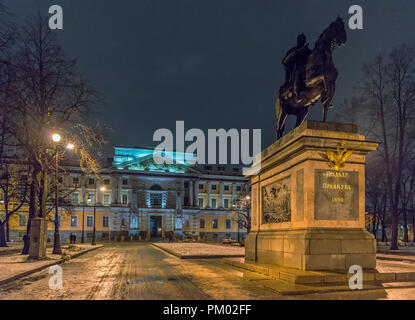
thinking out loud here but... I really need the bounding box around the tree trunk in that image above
[0,222,7,247]
[22,163,41,255]
[6,219,10,242]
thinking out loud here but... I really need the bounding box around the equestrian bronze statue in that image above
[276,16,347,139]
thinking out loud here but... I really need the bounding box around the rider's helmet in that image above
[297,33,306,47]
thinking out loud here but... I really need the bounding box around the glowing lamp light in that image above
[51,133,61,142]
[246,196,250,200]
[66,143,75,150]
[100,186,106,192]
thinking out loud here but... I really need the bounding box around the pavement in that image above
[0,242,415,300]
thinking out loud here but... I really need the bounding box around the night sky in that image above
[5,0,415,151]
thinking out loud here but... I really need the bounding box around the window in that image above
[103,193,111,206]
[58,177,63,183]
[236,186,241,191]
[150,193,162,207]
[88,178,95,185]
[103,179,110,185]
[58,214,62,227]
[198,198,204,208]
[184,181,189,188]
[211,184,217,190]
[122,178,128,185]
[19,215,26,227]
[224,185,229,191]
[71,192,80,205]
[224,199,230,209]
[233,168,240,172]
[200,218,206,229]
[225,218,232,229]
[86,215,94,228]
[70,215,78,227]
[211,198,217,209]
[102,216,109,228]
[212,218,219,229]
[87,193,95,205]
[121,193,128,205]
[199,183,204,190]
[72,177,79,185]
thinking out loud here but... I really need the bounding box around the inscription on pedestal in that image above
[262,176,291,223]
[314,169,359,220]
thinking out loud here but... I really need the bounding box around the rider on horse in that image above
[281,33,312,98]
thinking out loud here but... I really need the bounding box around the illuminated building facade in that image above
[8,146,249,242]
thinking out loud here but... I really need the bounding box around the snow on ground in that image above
[0,244,100,282]
[154,242,245,257]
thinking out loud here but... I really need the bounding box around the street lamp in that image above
[51,132,75,254]
[92,186,106,246]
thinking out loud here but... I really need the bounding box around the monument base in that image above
[245,228,376,271]
[245,121,380,272]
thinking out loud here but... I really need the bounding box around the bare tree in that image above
[357,47,415,250]
[231,191,251,238]
[6,14,106,255]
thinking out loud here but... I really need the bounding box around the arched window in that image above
[150,184,163,191]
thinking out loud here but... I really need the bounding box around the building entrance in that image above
[150,216,162,238]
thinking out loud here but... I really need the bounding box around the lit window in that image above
[103,193,111,206]
[224,199,230,209]
[87,193,95,205]
[198,198,204,208]
[71,192,80,205]
[19,215,27,227]
[70,215,78,227]
[150,193,162,207]
[86,215,94,228]
[200,218,206,229]
[212,218,219,229]
[121,193,128,205]
[211,198,217,209]
[102,216,109,228]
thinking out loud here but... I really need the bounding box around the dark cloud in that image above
[5,0,415,149]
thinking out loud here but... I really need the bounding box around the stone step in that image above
[223,258,415,285]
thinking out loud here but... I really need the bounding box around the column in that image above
[219,182,224,208]
[232,183,236,208]
[194,180,198,208]
[189,180,194,207]
[206,181,211,208]
[118,176,123,205]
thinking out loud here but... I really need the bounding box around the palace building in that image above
[8,146,249,243]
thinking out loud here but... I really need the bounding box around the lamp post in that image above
[81,199,85,244]
[51,133,75,254]
[52,133,62,254]
[92,186,106,245]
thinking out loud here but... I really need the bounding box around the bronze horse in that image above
[276,17,347,139]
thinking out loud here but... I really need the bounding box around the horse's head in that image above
[330,16,347,48]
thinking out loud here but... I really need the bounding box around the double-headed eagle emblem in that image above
[325,140,352,171]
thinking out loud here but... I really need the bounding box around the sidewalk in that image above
[0,244,103,286]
